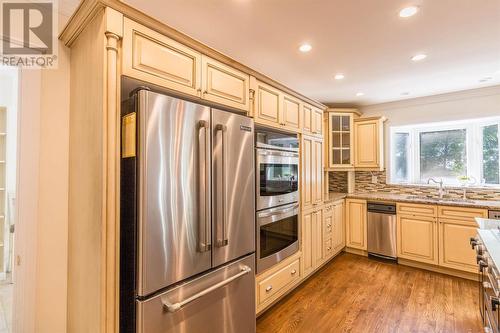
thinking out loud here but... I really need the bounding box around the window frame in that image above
[389,117,500,187]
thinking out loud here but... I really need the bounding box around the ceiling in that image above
[69,0,500,105]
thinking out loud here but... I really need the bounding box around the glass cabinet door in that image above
[329,113,353,167]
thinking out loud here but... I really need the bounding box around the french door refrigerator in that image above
[120,89,256,333]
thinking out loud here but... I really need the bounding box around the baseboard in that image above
[344,247,368,256]
[398,258,478,281]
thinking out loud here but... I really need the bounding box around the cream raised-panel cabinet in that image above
[201,56,250,111]
[251,78,303,132]
[438,206,488,273]
[281,94,301,131]
[302,104,313,134]
[301,208,324,278]
[332,200,345,252]
[354,117,385,170]
[312,107,323,136]
[300,135,323,211]
[123,18,202,98]
[325,108,361,170]
[396,203,438,265]
[345,199,367,250]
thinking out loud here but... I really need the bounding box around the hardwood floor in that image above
[257,253,482,333]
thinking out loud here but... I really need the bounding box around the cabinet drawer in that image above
[258,258,300,303]
[324,238,333,257]
[438,205,487,224]
[397,202,437,217]
[123,18,201,97]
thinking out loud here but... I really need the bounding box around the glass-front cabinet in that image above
[327,109,358,169]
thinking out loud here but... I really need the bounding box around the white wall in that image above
[361,85,500,126]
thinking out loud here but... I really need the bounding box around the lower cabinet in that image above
[438,219,478,273]
[397,214,438,265]
[332,200,345,252]
[255,252,302,314]
[345,199,367,250]
[302,208,323,277]
[437,206,487,273]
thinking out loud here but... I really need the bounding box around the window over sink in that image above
[389,117,500,186]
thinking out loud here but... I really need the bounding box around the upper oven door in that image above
[256,148,299,211]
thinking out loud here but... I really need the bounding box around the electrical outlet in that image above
[371,175,378,184]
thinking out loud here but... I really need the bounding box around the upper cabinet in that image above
[327,110,355,169]
[201,56,250,111]
[325,108,386,171]
[302,105,322,137]
[123,18,202,97]
[123,18,250,112]
[251,77,307,133]
[354,117,385,170]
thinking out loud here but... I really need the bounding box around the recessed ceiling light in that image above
[356,92,365,96]
[399,6,419,18]
[334,73,345,80]
[411,54,427,61]
[401,92,410,96]
[299,43,312,53]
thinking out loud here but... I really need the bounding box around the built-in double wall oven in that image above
[255,128,299,273]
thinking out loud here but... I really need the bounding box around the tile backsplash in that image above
[328,170,500,201]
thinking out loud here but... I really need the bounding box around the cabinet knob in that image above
[265,285,273,292]
[327,224,332,228]
[291,269,297,275]
[327,247,332,251]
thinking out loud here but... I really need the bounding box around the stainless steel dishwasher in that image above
[367,202,397,260]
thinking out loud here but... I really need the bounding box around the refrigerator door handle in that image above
[162,265,252,313]
[215,124,228,247]
[198,120,211,252]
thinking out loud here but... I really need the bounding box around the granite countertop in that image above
[476,218,500,271]
[326,191,500,209]
[324,192,347,203]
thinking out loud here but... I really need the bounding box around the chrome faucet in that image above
[427,178,447,199]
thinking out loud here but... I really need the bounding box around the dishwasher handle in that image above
[367,202,396,214]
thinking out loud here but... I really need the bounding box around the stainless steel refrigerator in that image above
[120,89,256,333]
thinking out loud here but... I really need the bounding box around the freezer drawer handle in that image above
[162,265,252,313]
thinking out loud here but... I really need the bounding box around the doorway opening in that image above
[0,64,19,333]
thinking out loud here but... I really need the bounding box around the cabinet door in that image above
[345,199,367,250]
[313,209,324,267]
[281,95,301,130]
[123,18,201,97]
[354,119,382,169]
[312,108,323,136]
[301,136,314,210]
[201,56,250,111]
[439,219,478,273]
[332,201,345,251]
[302,104,313,134]
[313,139,323,205]
[253,80,281,126]
[397,214,438,265]
[323,205,333,240]
[301,211,314,277]
[328,113,354,168]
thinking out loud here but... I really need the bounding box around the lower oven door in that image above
[257,203,299,273]
[256,149,299,210]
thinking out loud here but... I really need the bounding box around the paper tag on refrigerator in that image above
[122,113,136,158]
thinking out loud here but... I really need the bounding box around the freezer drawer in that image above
[137,254,256,333]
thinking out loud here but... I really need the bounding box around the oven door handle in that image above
[258,203,299,219]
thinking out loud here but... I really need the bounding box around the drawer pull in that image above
[327,247,332,251]
[290,269,297,275]
[265,285,273,292]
